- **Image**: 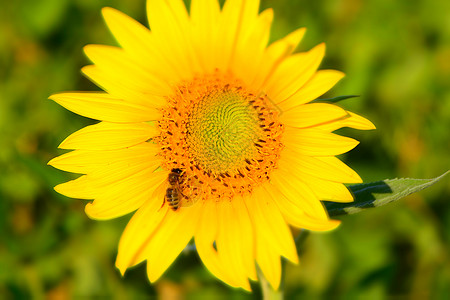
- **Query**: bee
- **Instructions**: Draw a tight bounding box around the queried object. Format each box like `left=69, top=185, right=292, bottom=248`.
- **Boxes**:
left=155, top=168, right=200, bottom=212
left=164, top=168, right=184, bottom=211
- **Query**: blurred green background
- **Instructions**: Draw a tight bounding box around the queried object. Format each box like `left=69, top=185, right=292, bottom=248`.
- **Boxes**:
left=1, top=0, right=449, bottom=298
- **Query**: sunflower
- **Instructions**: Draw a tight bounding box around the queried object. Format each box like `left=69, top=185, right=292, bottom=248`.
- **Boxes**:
left=49, top=0, right=375, bottom=291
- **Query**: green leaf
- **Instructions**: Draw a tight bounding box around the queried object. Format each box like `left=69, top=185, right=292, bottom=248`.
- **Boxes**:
left=312, top=95, right=359, bottom=104
left=324, top=171, right=449, bottom=216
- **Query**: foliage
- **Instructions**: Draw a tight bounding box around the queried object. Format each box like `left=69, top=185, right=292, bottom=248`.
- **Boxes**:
left=325, top=171, right=449, bottom=216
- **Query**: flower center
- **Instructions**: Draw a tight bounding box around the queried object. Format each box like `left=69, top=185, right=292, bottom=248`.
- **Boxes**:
left=186, top=90, right=261, bottom=174
left=155, top=71, right=284, bottom=202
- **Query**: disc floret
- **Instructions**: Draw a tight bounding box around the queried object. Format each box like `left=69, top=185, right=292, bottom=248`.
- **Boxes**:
left=155, top=71, right=284, bottom=202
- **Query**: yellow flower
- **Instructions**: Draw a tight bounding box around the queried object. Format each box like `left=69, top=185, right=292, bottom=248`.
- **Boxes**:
left=49, top=0, right=375, bottom=291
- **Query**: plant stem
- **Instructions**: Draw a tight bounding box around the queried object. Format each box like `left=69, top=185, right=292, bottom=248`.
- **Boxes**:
left=295, top=229, right=310, bottom=256
left=258, top=229, right=310, bottom=299
left=258, top=266, right=283, bottom=300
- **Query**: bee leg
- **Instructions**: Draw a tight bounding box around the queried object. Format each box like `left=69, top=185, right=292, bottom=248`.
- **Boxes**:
left=158, top=198, right=166, bottom=212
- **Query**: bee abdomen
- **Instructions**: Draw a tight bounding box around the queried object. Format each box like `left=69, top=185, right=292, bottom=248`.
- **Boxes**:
left=165, top=188, right=180, bottom=210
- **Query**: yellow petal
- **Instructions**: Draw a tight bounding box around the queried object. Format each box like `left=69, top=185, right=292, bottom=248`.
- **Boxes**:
left=232, top=8, right=273, bottom=86
left=276, top=155, right=354, bottom=203
left=49, top=92, right=161, bottom=123
left=266, top=43, right=326, bottom=102
left=190, top=0, right=221, bottom=72
left=147, top=0, right=189, bottom=35
left=54, top=175, right=94, bottom=200
left=101, top=7, right=180, bottom=83
left=283, top=127, right=360, bottom=156
left=215, top=200, right=253, bottom=291
left=277, top=158, right=353, bottom=202
left=232, top=197, right=258, bottom=281
left=252, top=27, right=306, bottom=89
left=195, top=200, right=252, bottom=289
left=54, top=146, right=162, bottom=202
left=315, top=156, right=362, bottom=183
left=278, top=70, right=345, bottom=111
left=302, top=176, right=354, bottom=202
left=256, top=241, right=282, bottom=291
left=263, top=184, right=340, bottom=231
left=195, top=200, right=233, bottom=285
left=85, top=170, right=168, bottom=220
left=116, top=196, right=169, bottom=274
left=249, top=188, right=298, bottom=264
left=217, top=0, right=260, bottom=71
left=280, top=149, right=362, bottom=183
left=81, top=65, right=166, bottom=108
left=317, top=111, right=376, bottom=132
left=143, top=204, right=202, bottom=282
left=84, top=45, right=172, bottom=98
left=147, top=0, right=200, bottom=78
left=48, top=143, right=159, bottom=174
left=270, top=166, right=329, bottom=220
left=280, top=102, right=349, bottom=128
left=78, top=149, right=161, bottom=193
left=59, top=122, right=157, bottom=150
left=102, top=7, right=151, bottom=51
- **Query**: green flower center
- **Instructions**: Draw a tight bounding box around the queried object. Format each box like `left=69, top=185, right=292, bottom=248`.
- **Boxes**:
left=155, top=72, right=284, bottom=201
left=186, top=90, right=262, bottom=174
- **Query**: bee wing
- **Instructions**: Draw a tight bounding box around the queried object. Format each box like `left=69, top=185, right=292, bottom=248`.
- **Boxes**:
left=179, top=185, right=201, bottom=208
left=179, top=195, right=199, bottom=208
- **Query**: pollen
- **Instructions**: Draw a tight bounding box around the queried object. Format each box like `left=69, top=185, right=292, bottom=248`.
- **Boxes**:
left=155, top=71, right=284, bottom=201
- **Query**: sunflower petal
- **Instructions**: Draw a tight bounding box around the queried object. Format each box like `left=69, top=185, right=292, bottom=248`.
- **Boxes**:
left=232, top=198, right=258, bottom=281
left=264, top=184, right=340, bottom=231
left=190, top=0, right=221, bottom=71
left=280, top=149, right=362, bottom=183
left=283, top=127, right=360, bottom=156
left=278, top=70, right=345, bottom=111
left=318, top=111, right=376, bottom=131
left=115, top=199, right=169, bottom=274
left=101, top=7, right=180, bottom=82
left=85, top=170, right=168, bottom=220
left=102, top=7, right=150, bottom=50
left=195, top=201, right=232, bottom=283
left=277, top=158, right=354, bottom=203
left=217, top=0, right=260, bottom=71
left=256, top=241, right=282, bottom=290
left=85, top=157, right=161, bottom=192
left=215, top=200, right=253, bottom=291
left=270, top=167, right=329, bottom=220
left=49, top=92, right=161, bottom=123
left=233, top=8, right=273, bottom=85
left=48, top=143, right=159, bottom=174
left=82, top=65, right=166, bottom=108
left=276, top=156, right=354, bottom=203
left=249, top=188, right=298, bottom=264
left=280, top=102, right=349, bottom=128
left=84, top=45, right=172, bottom=98
left=54, top=148, right=162, bottom=201
left=266, top=43, right=326, bottom=102
left=252, top=27, right=306, bottom=89
left=54, top=175, right=94, bottom=200
left=303, top=176, right=354, bottom=202
left=58, top=122, right=157, bottom=150
left=143, top=204, right=202, bottom=282
left=147, top=0, right=200, bottom=77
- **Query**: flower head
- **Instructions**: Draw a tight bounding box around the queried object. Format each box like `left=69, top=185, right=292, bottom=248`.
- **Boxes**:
left=49, top=0, right=375, bottom=291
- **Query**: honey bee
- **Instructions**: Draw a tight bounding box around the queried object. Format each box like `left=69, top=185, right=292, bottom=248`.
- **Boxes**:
left=157, top=168, right=199, bottom=211
left=164, top=168, right=184, bottom=211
